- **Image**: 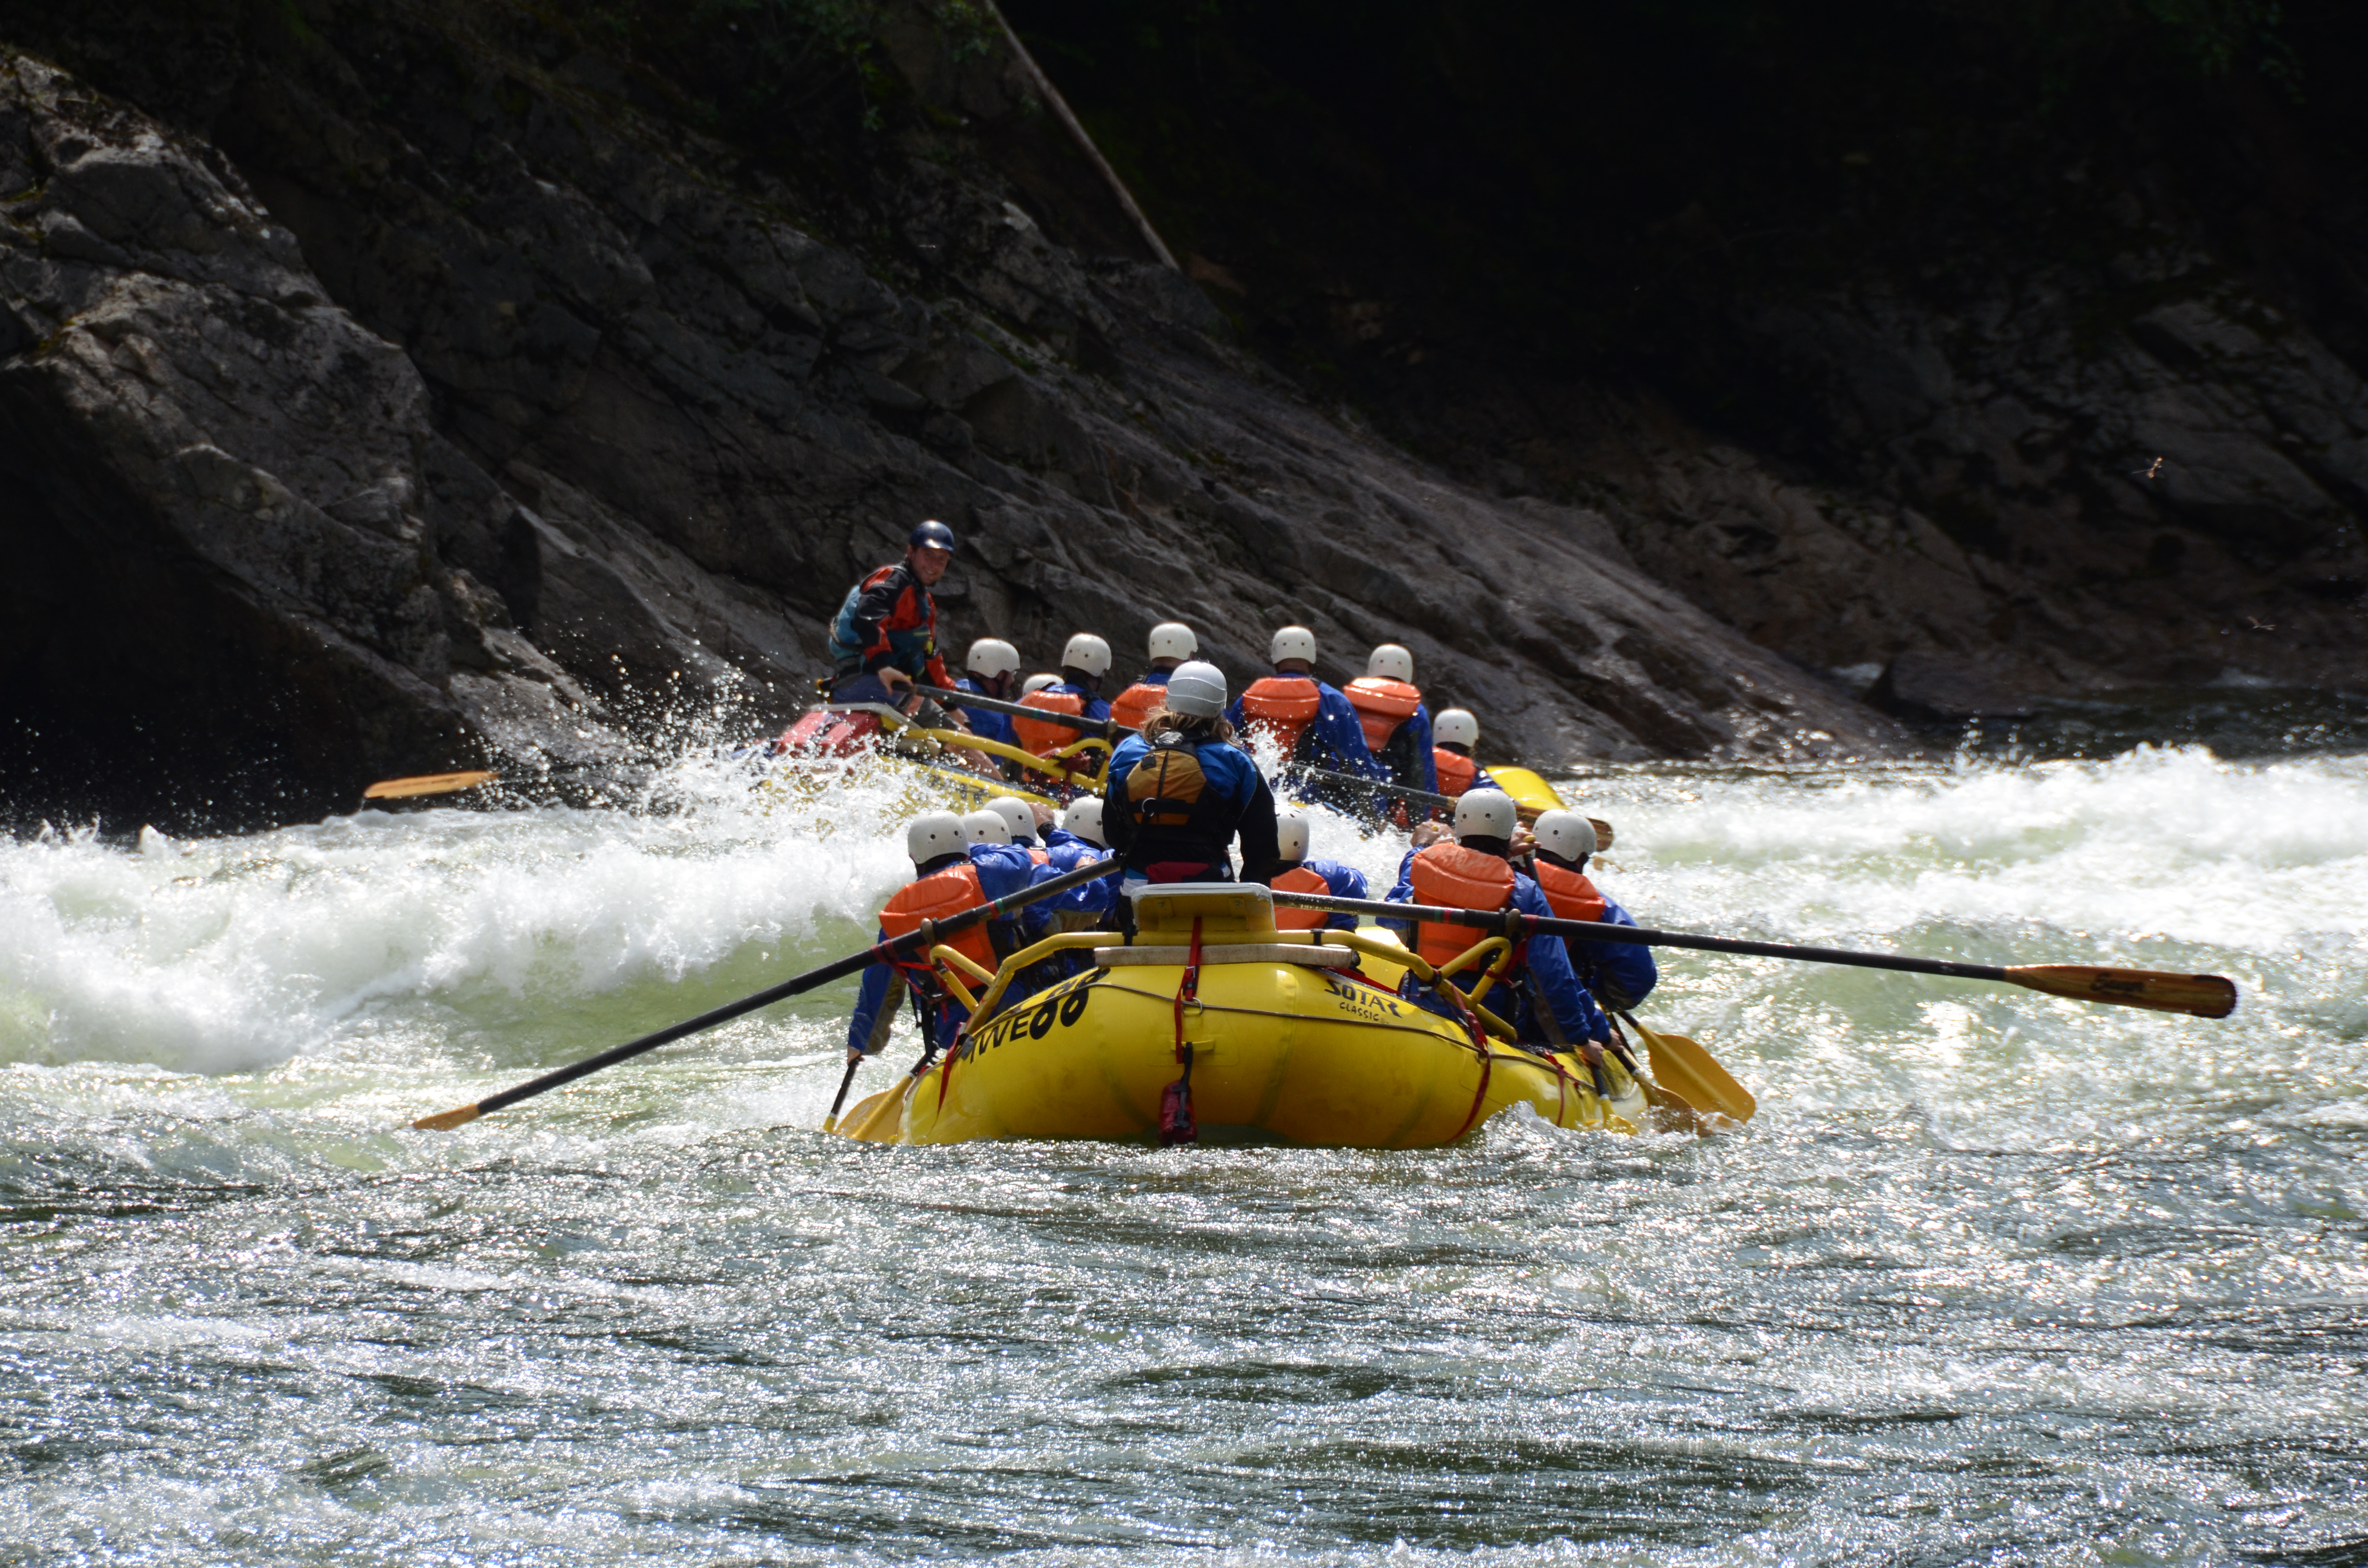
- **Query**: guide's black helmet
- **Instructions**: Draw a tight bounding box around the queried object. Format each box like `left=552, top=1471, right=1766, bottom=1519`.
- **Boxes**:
left=908, top=519, right=957, bottom=553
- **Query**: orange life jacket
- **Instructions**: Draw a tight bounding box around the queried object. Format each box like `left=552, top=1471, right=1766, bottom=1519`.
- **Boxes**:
left=1024, top=846, right=1051, bottom=867
left=1531, top=859, right=1605, bottom=923
left=1108, top=681, right=1167, bottom=735
left=1238, top=676, right=1322, bottom=755
left=1433, top=748, right=1478, bottom=798
left=878, top=860, right=997, bottom=974
left=1407, top=843, right=1516, bottom=968
left=1271, top=863, right=1331, bottom=931
left=1014, top=688, right=1087, bottom=757
left=1344, top=676, right=1422, bottom=754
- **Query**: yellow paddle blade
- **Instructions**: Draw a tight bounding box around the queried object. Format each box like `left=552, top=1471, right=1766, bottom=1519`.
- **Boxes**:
left=1628, top=1017, right=1757, bottom=1123
left=838, top=1079, right=919, bottom=1142
left=364, top=770, right=499, bottom=800
left=1486, top=766, right=1563, bottom=819
left=1479, top=766, right=1614, bottom=847
left=2006, top=965, right=2238, bottom=1019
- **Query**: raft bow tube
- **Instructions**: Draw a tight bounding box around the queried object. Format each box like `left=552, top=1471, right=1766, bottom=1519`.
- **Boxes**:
left=834, top=883, right=1647, bottom=1148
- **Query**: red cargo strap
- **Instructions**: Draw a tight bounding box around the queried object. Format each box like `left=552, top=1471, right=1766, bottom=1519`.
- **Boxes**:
left=1159, top=918, right=1203, bottom=1145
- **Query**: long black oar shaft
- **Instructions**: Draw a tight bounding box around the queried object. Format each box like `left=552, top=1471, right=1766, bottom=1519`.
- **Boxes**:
left=411, top=858, right=1117, bottom=1130
left=1268, top=892, right=2239, bottom=1019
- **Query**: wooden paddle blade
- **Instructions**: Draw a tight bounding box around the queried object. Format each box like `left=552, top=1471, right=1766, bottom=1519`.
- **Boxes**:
left=1588, top=817, right=1615, bottom=851
left=2006, top=965, right=2238, bottom=1018
left=1629, top=1017, right=1757, bottom=1123
left=412, top=1103, right=483, bottom=1131
left=364, top=770, right=500, bottom=800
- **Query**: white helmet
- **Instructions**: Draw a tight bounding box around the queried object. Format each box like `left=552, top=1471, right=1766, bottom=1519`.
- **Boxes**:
left=1367, top=644, right=1414, bottom=683
left=1164, top=660, right=1228, bottom=719
left=1147, top=621, right=1198, bottom=662
left=1021, top=673, right=1060, bottom=696
left=1274, top=811, right=1310, bottom=863
left=1061, top=795, right=1107, bottom=846
left=1061, top=633, right=1112, bottom=678
left=1434, top=708, right=1478, bottom=748
left=960, top=808, right=1012, bottom=845
left=967, top=637, right=1021, bottom=678
left=985, top=796, right=1036, bottom=844
left=1532, top=809, right=1598, bottom=863
left=1270, top=625, right=1318, bottom=665
left=906, top=810, right=968, bottom=863
left=1452, top=789, right=1518, bottom=842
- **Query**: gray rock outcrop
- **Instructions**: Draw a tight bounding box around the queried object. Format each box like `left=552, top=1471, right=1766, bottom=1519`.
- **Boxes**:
left=0, top=1, right=1898, bottom=829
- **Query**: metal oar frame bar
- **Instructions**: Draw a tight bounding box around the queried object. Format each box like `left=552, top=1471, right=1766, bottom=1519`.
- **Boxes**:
left=411, top=856, right=1119, bottom=1129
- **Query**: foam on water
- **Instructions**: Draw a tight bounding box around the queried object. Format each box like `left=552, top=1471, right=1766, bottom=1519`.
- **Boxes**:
left=1, top=744, right=2363, bottom=1566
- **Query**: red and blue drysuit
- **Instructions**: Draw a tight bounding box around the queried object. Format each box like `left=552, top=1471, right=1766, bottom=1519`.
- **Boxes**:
left=845, top=841, right=1034, bottom=1057
left=829, top=563, right=953, bottom=690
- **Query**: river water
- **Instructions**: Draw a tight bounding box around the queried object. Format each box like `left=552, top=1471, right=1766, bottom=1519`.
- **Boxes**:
left=1, top=745, right=2362, bottom=1565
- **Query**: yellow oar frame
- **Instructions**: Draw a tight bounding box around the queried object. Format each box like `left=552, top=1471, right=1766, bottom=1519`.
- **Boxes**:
left=900, top=726, right=1104, bottom=794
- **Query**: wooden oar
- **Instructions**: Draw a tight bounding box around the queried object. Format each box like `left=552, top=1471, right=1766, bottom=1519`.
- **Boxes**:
left=362, top=770, right=501, bottom=800
left=916, top=684, right=1612, bottom=842
left=1619, top=1011, right=1755, bottom=1123
left=1265, top=891, right=2240, bottom=1019
left=361, top=763, right=652, bottom=801
left=407, top=857, right=1116, bottom=1131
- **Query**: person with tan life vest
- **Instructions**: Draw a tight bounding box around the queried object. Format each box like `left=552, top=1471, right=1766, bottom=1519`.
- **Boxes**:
left=1343, top=643, right=1438, bottom=795
left=826, top=520, right=967, bottom=726
left=1107, top=621, right=1199, bottom=734
left=1226, top=626, right=1387, bottom=804
left=1381, top=789, right=1613, bottom=1055
left=1105, top=660, right=1282, bottom=887
left=844, top=809, right=1037, bottom=1063
left=1524, top=809, right=1657, bottom=1011
left=1429, top=708, right=1504, bottom=804
left=1269, top=811, right=1369, bottom=932
left=1013, top=633, right=1115, bottom=758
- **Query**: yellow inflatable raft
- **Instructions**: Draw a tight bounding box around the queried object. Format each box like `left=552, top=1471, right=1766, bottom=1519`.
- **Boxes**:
left=832, top=882, right=1649, bottom=1147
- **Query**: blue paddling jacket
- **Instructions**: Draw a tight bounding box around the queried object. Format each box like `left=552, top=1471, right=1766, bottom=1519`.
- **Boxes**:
left=1105, top=729, right=1281, bottom=883
left=1226, top=674, right=1387, bottom=782
left=953, top=677, right=1020, bottom=748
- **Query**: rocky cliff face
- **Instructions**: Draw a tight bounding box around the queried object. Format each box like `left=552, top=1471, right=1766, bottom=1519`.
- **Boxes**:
left=1005, top=0, right=2368, bottom=723
left=0, top=0, right=1899, bottom=831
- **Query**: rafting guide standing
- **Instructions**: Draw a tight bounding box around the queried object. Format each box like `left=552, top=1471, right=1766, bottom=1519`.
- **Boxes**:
left=826, top=520, right=968, bottom=728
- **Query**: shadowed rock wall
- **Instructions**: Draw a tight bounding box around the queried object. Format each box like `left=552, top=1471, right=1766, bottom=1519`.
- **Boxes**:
left=0, top=0, right=1899, bottom=830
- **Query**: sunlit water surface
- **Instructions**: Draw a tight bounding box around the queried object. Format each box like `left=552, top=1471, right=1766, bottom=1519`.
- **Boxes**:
left=2, top=747, right=2363, bottom=1565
